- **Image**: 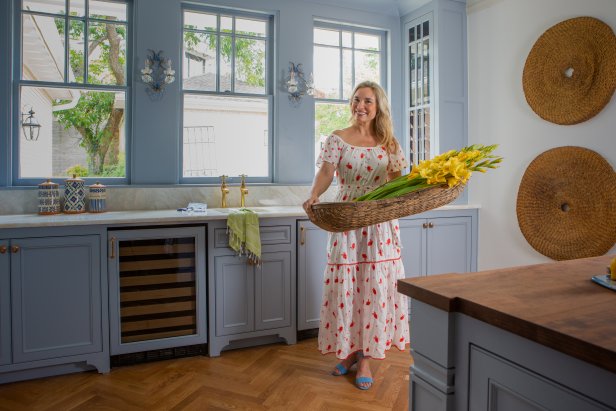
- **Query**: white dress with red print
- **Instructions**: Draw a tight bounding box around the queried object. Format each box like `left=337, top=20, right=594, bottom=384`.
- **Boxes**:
left=317, top=134, right=410, bottom=360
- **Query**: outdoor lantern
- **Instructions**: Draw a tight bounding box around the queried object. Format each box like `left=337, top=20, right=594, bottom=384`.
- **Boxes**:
left=21, top=106, right=41, bottom=141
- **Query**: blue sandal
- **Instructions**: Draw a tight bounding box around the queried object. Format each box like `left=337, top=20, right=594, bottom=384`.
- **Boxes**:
left=355, top=376, right=374, bottom=390
left=332, top=362, right=350, bottom=376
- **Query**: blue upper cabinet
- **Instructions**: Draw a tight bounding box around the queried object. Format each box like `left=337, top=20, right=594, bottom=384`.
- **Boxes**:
left=402, top=0, right=468, bottom=200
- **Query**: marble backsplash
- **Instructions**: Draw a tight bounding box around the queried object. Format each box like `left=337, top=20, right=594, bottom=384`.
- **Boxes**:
left=0, top=185, right=337, bottom=215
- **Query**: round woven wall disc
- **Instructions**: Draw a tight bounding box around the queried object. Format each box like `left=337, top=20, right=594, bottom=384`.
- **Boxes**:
left=516, top=146, right=616, bottom=261
left=522, top=17, right=616, bottom=125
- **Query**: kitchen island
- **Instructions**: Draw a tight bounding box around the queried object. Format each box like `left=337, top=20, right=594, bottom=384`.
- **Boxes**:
left=398, top=254, right=616, bottom=411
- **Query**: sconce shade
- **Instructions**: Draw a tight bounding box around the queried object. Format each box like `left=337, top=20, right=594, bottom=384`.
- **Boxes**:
left=141, top=49, right=176, bottom=99
left=286, top=62, right=314, bottom=103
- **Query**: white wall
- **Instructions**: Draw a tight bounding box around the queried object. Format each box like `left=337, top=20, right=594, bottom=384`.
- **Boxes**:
left=467, top=0, right=616, bottom=270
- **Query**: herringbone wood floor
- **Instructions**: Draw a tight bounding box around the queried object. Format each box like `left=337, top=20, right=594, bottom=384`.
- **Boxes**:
left=0, top=338, right=412, bottom=410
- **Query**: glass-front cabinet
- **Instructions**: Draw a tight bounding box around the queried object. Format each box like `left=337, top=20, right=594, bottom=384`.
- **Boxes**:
left=406, top=14, right=432, bottom=166
left=108, top=226, right=207, bottom=355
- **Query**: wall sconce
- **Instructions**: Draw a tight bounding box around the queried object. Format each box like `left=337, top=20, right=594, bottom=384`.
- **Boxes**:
left=286, top=62, right=314, bottom=103
left=21, top=105, right=41, bottom=141
left=141, top=49, right=175, bottom=99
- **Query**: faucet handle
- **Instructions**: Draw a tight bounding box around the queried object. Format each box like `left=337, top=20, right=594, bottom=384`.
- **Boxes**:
left=220, top=175, right=228, bottom=185
left=239, top=174, right=247, bottom=187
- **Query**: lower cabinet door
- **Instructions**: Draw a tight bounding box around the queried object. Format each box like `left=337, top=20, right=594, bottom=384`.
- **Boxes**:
left=0, top=239, right=10, bottom=366
left=215, top=255, right=254, bottom=336
left=297, top=221, right=328, bottom=331
left=11, top=235, right=102, bottom=363
left=426, top=216, right=472, bottom=275
left=399, top=218, right=426, bottom=279
left=255, top=251, right=291, bottom=331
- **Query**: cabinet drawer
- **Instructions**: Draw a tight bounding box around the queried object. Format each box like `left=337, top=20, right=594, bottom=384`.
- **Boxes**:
left=214, top=225, right=291, bottom=248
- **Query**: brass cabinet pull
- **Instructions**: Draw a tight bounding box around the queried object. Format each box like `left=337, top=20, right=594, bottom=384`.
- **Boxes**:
left=10, top=245, right=20, bottom=253
left=300, top=225, right=306, bottom=246
left=109, top=237, right=116, bottom=259
left=428, top=222, right=434, bottom=228
left=0, top=245, right=7, bottom=254
left=422, top=223, right=428, bottom=229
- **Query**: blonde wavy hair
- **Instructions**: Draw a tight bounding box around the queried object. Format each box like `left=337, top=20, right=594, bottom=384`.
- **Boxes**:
left=350, top=80, right=398, bottom=153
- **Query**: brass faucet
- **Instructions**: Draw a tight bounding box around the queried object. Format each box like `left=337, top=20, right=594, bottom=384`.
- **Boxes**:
left=220, top=175, right=229, bottom=208
left=239, top=174, right=248, bottom=207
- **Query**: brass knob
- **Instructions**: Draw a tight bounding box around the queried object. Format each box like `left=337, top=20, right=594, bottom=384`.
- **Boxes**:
left=11, top=245, right=20, bottom=253
left=422, top=223, right=428, bottom=229
left=428, top=222, right=434, bottom=228
left=0, top=245, right=6, bottom=254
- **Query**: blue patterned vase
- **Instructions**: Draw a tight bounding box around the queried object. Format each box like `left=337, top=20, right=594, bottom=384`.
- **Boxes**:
left=38, top=179, right=61, bottom=215
left=63, top=175, right=86, bottom=214
left=88, top=182, right=107, bottom=213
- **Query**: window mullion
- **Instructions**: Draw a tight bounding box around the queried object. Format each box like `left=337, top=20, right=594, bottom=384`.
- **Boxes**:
left=84, top=0, right=90, bottom=84
left=215, top=14, right=220, bottom=92
left=231, top=17, right=235, bottom=93
left=338, top=30, right=343, bottom=100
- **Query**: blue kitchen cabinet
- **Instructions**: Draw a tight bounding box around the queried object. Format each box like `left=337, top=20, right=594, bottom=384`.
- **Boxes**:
left=0, top=240, right=9, bottom=366
left=208, top=219, right=296, bottom=356
left=0, top=226, right=108, bottom=383
left=297, top=209, right=478, bottom=326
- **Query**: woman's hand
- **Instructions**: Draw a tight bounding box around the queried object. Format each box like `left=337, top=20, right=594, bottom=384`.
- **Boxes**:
left=303, top=196, right=319, bottom=216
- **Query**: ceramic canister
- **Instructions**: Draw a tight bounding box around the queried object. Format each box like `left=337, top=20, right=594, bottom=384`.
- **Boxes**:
left=63, top=174, right=86, bottom=214
left=88, top=182, right=107, bottom=213
left=37, top=179, right=61, bottom=215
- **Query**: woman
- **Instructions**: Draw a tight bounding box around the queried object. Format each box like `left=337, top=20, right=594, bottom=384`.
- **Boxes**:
left=303, top=81, right=409, bottom=390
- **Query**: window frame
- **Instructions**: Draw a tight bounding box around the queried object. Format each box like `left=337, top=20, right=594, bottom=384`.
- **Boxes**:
left=313, top=20, right=388, bottom=105
left=180, top=5, right=275, bottom=185
left=312, top=20, right=389, bottom=173
left=12, top=0, right=132, bottom=186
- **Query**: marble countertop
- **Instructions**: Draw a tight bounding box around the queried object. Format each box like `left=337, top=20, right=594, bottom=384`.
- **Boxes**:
left=0, top=204, right=479, bottom=229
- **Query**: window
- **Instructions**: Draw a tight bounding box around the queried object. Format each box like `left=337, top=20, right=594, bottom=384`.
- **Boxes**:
left=182, top=8, right=273, bottom=182
left=407, top=17, right=431, bottom=166
left=313, top=22, right=386, bottom=170
left=16, top=0, right=130, bottom=183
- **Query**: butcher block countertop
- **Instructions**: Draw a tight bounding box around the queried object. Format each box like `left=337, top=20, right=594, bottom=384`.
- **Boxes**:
left=398, top=254, right=616, bottom=374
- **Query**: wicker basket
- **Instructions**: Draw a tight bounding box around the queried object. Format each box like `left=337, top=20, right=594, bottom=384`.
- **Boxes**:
left=308, top=183, right=465, bottom=232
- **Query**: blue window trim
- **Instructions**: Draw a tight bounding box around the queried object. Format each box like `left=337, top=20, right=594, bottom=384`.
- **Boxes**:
left=11, top=0, right=132, bottom=187
left=179, top=4, right=275, bottom=185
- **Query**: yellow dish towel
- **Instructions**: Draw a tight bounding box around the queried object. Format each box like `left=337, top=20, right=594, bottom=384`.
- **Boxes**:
left=227, top=208, right=261, bottom=265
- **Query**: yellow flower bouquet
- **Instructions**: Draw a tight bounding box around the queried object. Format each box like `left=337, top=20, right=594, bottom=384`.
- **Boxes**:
left=355, top=144, right=503, bottom=201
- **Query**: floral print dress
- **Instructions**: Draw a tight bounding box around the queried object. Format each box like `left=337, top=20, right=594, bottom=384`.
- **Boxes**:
left=317, top=134, right=410, bottom=359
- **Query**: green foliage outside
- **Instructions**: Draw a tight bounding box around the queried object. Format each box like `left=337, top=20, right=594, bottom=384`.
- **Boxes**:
left=65, top=164, right=89, bottom=177
left=53, top=13, right=126, bottom=177
left=315, top=103, right=350, bottom=139
left=183, top=29, right=265, bottom=87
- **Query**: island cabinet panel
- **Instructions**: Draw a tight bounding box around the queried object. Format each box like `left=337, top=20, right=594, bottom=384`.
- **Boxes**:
left=108, top=226, right=207, bottom=355
left=469, top=345, right=610, bottom=411
left=11, top=235, right=102, bottom=363
left=0, top=240, right=10, bottom=366
left=296, top=221, right=328, bottom=331
left=208, top=219, right=296, bottom=357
